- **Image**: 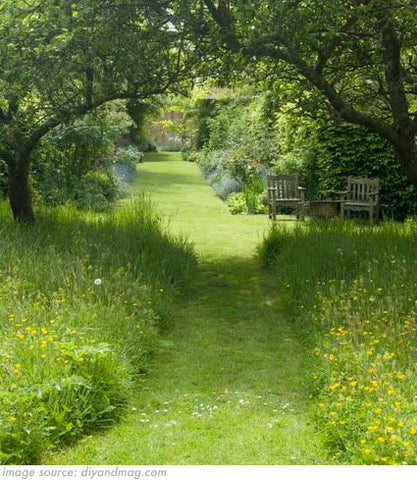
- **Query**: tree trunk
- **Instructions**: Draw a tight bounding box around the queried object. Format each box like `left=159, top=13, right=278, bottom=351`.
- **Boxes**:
left=8, top=153, right=35, bottom=223
left=393, top=136, right=417, bottom=187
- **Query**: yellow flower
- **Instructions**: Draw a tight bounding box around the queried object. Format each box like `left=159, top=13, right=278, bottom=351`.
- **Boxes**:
left=40, top=354, right=47, bottom=359
left=9, top=417, right=16, bottom=424
left=41, top=328, right=48, bottom=335
left=335, top=402, right=343, bottom=408
left=380, top=457, right=388, bottom=463
left=377, top=437, right=385, bottom=443
left=329, top=355, right=335, bottom=361
left=397, top=422, right=405, bottom=427
left=364, top=449, right=371, bottom=455
left=409, top=428, right=417, bottom=435
left=349, top=381, right=357, bottom=387
left=367, top=425, right=378, bottom=431
left=396, top=373, right=405, bottom=380
left=374, top=408, right=382, bottom=414
left=387, top=418, right=396, bottom=423
left=318, top=403, right=325, bottom=408
left=395, top=402, right=402, bottom=408
left=17, top=333, right=25, bottom=340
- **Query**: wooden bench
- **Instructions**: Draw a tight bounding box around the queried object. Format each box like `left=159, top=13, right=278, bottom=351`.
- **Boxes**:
left=267, top=174, right=305, bottom=221
left=338, top=177, right=380, bottom=224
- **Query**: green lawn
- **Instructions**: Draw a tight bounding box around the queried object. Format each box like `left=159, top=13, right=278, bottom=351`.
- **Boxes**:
left=47, top=152, right=327, bottom=465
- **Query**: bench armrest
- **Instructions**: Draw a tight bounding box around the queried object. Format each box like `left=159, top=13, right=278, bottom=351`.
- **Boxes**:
left=337, top=190, right=348, bottom=201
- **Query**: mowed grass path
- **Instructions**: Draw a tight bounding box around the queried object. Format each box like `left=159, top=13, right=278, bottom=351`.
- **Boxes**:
left=48, top=152, right=327, bottom=464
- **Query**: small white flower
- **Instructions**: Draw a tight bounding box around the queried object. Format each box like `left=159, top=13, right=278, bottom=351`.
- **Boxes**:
left=94, top=278, right=102, bottom=286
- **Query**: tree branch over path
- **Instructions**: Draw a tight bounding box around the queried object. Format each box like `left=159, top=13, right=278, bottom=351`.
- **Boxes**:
left=198, top=0, right=417, bottom=184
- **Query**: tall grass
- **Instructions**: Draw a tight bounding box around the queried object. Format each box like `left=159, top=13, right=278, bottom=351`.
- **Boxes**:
left=0, top=198, right=196, bottom=464
left=259, top=220, right=417, bottom=464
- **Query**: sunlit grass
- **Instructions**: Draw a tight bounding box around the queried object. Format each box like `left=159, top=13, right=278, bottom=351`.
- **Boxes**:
left=0, top=198, right=196, bottom=464
left=259, top=219, right=417, bottom=464
left=46, top=152, right=327, bottom=465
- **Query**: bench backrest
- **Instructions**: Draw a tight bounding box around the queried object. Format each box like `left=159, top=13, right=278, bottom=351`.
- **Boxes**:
left=267, top=174, right=300, bottom=199
left=347, top=177, right=380, bottom=203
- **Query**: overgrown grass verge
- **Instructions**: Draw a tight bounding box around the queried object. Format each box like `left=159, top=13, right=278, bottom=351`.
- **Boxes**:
left=258, top=220, right=417, bottom=464
left=0, top=198, right=196, bottom=464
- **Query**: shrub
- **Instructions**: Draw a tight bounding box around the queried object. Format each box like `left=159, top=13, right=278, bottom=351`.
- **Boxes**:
left=228, top=181, right=266, bottom=214
left=110, top=146, right=144, bottom=183
left=211, top=176, right=242, bottom=200
left=74, top=170, right=121, bottom=212
left=181, top=150, right=201, bottom=163
left=32, top=105, right=137, bottom=209
left=194, top=92, right=279, bottom=205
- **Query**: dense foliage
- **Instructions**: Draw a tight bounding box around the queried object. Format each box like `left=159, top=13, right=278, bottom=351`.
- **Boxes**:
left=0, top=0, right=198, bottom=221
left=259, top=221, right=417, bottom=464
left=31, top=105, right=143, bottom=212
left=273, top=113, right=417, bottom=220
left=189, top=89, right=417, bottom=219
left=0, top=200, right=196, bottom=464
left=182, top=0, right=417, bottom=189
left=191, top=92, right=276, bottom=214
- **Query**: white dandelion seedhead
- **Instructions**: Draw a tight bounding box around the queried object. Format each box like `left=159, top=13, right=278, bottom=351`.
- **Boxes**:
left=94, top=278, right=102, bottom=286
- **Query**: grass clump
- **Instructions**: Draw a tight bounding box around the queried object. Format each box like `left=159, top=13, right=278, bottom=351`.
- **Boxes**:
left=259, top=220, right=417, bottom=464
left=0, top=198, right=196, bottom=464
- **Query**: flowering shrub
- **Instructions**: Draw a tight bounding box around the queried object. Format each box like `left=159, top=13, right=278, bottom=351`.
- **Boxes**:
left=259, top=221, right=417, bottom=464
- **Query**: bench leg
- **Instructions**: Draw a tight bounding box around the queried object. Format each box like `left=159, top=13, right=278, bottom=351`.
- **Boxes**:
left=269, top=191, right=277, bottom=221
left=369, top=206, right=374, bottom=225
left=298, top=203, right=305, bottom=221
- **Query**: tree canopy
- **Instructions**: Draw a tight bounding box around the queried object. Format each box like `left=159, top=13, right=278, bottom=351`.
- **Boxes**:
left=0, top=0, right=199, bottom=221
left=181, top=0, right=417, bottom=186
